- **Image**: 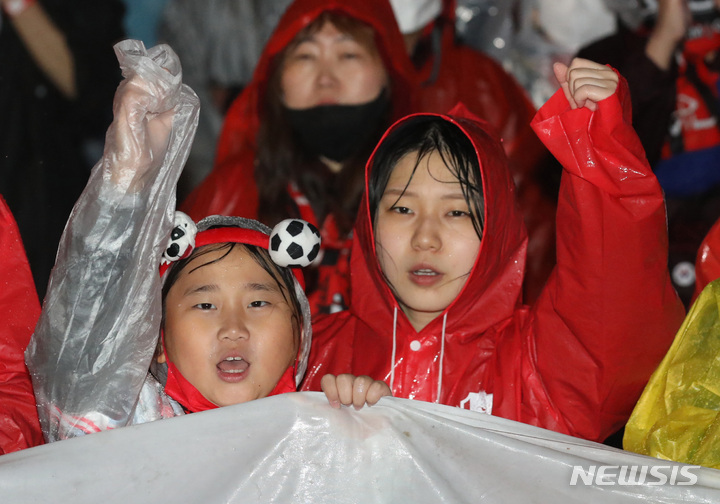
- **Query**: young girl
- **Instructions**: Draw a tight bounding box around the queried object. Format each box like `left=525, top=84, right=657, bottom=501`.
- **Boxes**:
left=25, top=40, right=384, bottom=442
left=306, top=58, right=687, bottom=443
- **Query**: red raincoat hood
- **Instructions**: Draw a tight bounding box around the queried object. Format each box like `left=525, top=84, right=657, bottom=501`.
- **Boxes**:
left=350, top=103, right=528, bottom=339
left=213, top=0, right=416, bottom=172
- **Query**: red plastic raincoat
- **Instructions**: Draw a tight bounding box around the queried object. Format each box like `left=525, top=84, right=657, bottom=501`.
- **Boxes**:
left=0, top=195, right=42, bottom=454
left=302, top=76, right=686, bottom=443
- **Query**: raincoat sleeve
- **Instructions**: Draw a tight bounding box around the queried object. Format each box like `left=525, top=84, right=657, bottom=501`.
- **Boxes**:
left=0, top=196, right=43, bottom=454
left=527, top=72, right=686, bottom=442
left=24, top=40, right=199, bottom=442
left=623, top=278, right=720, bottom=469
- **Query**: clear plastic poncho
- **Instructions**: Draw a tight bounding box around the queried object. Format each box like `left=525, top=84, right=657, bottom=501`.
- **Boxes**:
left=25, top=39, right=200, bottom=442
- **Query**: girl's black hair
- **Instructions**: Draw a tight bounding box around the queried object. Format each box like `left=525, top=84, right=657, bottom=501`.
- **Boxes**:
left=161, top=241, right=303, bottom=339
left=368, top=116, right=484, bottom=239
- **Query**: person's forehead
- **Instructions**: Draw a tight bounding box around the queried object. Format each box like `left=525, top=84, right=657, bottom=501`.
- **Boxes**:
left=390, top=151, right=460, bottom=185
left=178, top=247, right=272, bottom=283
left=294, top=21, right=360, bottom=45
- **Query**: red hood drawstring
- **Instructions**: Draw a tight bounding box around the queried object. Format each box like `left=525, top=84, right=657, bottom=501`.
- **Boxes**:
left=388, top=306, right=447, bottom=403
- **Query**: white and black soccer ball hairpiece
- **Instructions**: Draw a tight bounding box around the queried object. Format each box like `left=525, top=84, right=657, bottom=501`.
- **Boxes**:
left=161, top=212, right=197, bottom=265
left=269, top=219, right=321, bottom=267
left=161, top=213, right=321, bottom=270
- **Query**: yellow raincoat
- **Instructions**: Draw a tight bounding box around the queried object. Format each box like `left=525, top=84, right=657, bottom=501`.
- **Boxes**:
left=624, top=277, right=720, bottom=469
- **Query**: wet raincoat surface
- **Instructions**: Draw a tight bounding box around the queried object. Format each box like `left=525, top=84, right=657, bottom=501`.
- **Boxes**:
left=0, top=196, right=42, bottom=454
left=181, top=0, right=416, bottom=315
left=302, top=75, right=686, bottom=443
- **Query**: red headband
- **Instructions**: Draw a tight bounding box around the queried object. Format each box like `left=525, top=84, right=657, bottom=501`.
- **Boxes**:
left=160, top=225, right=306, bottom=289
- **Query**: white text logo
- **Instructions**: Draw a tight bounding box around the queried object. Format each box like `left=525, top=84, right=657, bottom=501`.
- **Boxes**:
left=569, top=465, right=699, bottom=486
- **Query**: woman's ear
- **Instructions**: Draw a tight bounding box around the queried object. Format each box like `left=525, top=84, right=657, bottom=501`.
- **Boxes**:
left=156, top=329, right=167, bottom=364
left=293, top=324, right=304, bottom=365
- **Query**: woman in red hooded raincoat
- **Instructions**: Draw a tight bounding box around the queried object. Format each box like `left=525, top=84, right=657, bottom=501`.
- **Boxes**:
left=302, top=59, right=686, bottom=444
left=182, top=0, right=416, bottom=316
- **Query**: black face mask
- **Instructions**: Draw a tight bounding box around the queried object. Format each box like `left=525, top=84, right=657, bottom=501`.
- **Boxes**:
left=285, top=90, right=389, bottom=163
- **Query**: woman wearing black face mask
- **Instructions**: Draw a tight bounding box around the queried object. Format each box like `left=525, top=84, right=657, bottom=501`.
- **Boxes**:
left=183, top=0, right=415, bottom=316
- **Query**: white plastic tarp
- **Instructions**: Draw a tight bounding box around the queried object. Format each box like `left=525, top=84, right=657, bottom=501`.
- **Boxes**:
left=1, top=393, right=719, bottom=503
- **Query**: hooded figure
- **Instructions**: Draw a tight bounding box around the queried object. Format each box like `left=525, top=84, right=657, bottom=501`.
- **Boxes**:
left=302, top=72, right=686, bottom=443
left=182, top=0, right=417, bottom=316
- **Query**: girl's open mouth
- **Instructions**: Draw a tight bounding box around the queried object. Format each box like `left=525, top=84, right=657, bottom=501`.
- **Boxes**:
left=217, top=356, right=250, bottom=382
left=409, top=267, right=443, bottom=286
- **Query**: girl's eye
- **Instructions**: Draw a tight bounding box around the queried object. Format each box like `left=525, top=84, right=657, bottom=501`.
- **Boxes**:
left=249, top=300, right=270, bottom=308
left=195, top=303, right=216, bottom=310
left=340, top=52, right=360, bottom=60
left=289, top=46, right=315, bottom=61
left=449, top=210, right=471, bottom=218
left=391, top=206, right=412, bottom=215
left=293, top=52, right=314, bottom=61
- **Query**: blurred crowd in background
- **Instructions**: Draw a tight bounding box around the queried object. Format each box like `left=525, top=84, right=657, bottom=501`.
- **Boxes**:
left=3, top=0, right=720, bottom=306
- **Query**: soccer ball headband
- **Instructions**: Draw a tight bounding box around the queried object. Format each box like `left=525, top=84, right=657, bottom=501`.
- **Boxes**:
left=159, top=212, right=322, bottom=287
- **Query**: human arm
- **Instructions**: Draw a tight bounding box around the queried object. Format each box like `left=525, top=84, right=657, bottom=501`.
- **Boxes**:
left=576, top=2, right=683, bottom=167
left=2, top=0, right=126, bottom=117
left=645, top=0, right=691, bottom=71
left=526, top=58, right=686, bottom=442
left=321, top=374, right=391, bottom=409
left=2, top=0, right=76, bottom=98
left=24, top=40, right=199, bottom=442
left=552, top=58, right=618, bottom=111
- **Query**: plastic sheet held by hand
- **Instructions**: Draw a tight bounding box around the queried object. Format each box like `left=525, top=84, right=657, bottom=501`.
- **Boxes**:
left=1, top=394, right=719, bottom=503
left=625, top=278, right=720, bottom=469
left=24, top=40, right=199, bottom=442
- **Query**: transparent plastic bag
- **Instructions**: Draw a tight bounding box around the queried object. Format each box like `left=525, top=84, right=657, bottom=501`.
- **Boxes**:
left=25, top=40, right=199, bottom=442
